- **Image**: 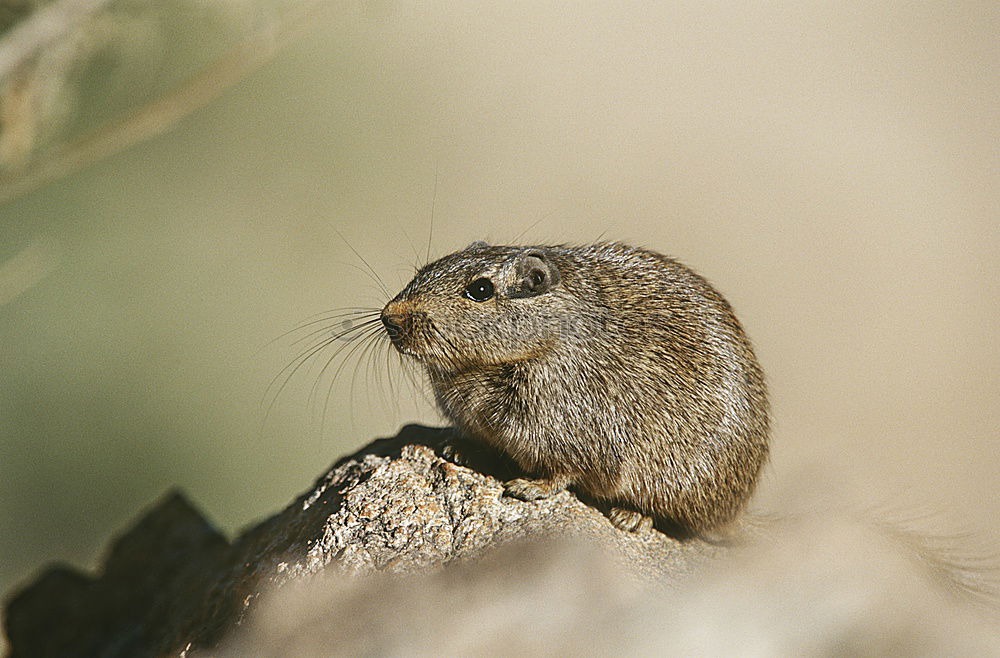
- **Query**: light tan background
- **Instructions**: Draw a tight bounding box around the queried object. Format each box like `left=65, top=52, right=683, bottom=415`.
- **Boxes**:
left=1, top=0, right=996, bottom=607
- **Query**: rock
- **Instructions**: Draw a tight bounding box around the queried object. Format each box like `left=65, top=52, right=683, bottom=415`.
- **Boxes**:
left=214, top=518, right=1000, bottom=657
left=3, top=424, right=722, bottom=656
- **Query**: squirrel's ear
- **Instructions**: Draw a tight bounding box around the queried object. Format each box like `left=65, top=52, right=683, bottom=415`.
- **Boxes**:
left=466, top=240, right=489, bottom=250
left=513, top=249, right=560, bottom=297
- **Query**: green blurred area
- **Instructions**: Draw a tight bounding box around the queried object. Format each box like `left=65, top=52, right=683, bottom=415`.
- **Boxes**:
left=0, top=0, right=439, bottom=600
left=1, top=0, right=997, bottom=627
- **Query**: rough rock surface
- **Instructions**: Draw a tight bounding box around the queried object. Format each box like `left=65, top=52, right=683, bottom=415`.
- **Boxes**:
left=3, top=424, right=723, bottom=656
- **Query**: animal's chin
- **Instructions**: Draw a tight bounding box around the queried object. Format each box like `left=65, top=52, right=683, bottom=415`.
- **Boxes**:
left=410, top=353, right=454, bottom=369
left=391, top=341, right=502, bottom=371
left=389, top=342, right=435, bottom=365
left=384, top=332, right=420, bottom=359
left=413, top=351, right=473, bottom=372
left=390, top=343, right=420, bottom=359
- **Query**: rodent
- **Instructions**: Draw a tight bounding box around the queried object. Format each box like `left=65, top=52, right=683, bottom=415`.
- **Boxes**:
left=380, top=241, right=770, bottom=535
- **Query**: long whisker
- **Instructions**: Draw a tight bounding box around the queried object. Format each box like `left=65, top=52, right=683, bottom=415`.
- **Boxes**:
left=307, top=323, right=382, bottom=413
left=298, top=307, right=380, bottom=323
left=398, top=224, right=426, bottom=271
left=292, top=315, right=381, bottom=348
left=261, top=335, right=336, bottom=427
left=318, top=326, right=385, bottom=434
left=315, top=325, right=383, bottom=436
left=257, top=308, right=380, bottom=353
left=512, top=207, right=560, bottom=243
left=262, top=319, right=380, bottom=416
left=333, top=229, right=391, bottom=299
left=340, top=331, right=375, bottom=428
left=360, top=330, right=391, bottom=418
left=382, top=340, right=398, bottom=416
left=399, top=352, right=437, bottom=413
left=426, top=164, right=439, bottom=263
left=335, top=262, right=393, bottom=299
left=348, top=328, right=385, bottom=423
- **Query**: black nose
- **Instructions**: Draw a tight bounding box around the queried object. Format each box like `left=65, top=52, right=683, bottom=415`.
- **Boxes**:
left=381, top=313, right=406, bottom=346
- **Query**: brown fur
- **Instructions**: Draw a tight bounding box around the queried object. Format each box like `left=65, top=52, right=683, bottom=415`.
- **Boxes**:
left=381, top=242, right=770, bottom=534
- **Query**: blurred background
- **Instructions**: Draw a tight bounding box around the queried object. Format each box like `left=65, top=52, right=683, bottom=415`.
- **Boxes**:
left=1, top=0, right=996, bottom=623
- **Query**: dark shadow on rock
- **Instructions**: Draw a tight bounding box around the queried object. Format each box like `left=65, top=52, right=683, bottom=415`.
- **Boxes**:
left=354, top=423, right=522, bottom=483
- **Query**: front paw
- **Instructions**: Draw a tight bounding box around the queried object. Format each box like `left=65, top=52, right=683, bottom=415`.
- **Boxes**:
left=440, top=441, right=467, bottom=465
left=504, top=477, right=568, bottom=501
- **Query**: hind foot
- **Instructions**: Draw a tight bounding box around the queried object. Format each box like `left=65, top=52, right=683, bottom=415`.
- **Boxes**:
left=608, top=507, right=654, bottom=533
left=504, top=476, right=569, bottom=501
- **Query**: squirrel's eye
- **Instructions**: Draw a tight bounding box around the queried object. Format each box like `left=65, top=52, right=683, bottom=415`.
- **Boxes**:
left=464, top=277, right=495, bottom=302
